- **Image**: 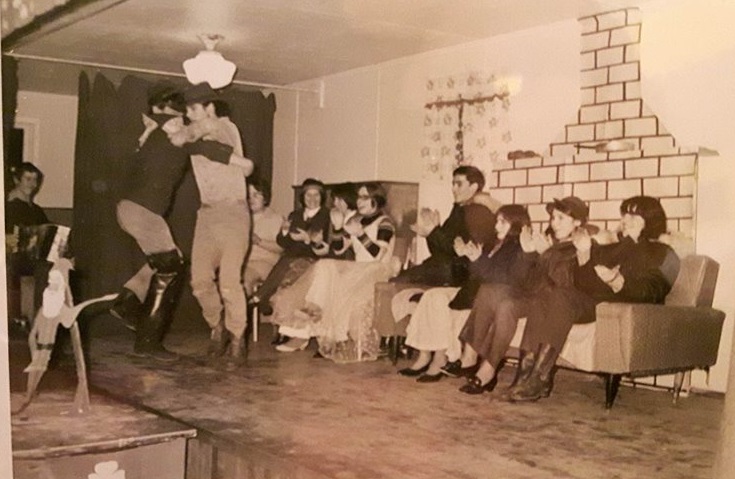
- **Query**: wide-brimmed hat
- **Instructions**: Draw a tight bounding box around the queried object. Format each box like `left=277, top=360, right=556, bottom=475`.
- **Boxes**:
left=147, top=81, right=183, bottom=110
left=184, top=82, right=219, bottom=105
left=546, top=196, right=589, bottom=222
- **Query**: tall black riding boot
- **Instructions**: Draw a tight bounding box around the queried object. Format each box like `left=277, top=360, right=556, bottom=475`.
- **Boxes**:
left=508, top=343, right=558, bottom=402
left=110, top=287, right=142, bottom=331
left=133, top=251, right=186, bottom=362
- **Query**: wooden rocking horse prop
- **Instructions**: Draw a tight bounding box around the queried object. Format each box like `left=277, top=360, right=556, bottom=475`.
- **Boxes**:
left=13, top=257, right=115, bottom=415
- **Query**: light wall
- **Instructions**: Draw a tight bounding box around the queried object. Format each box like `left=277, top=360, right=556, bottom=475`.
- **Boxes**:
left=273, top=1, right=735, bottom=392
left=15, top=91, right=77, bottom=208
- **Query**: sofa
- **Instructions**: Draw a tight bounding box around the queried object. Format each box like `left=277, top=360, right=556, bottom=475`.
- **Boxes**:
left=374, top=253, right=726, bottom=408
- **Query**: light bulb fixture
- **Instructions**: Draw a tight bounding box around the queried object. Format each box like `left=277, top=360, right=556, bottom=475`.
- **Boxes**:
left=182, top=34, right=237, bottom=89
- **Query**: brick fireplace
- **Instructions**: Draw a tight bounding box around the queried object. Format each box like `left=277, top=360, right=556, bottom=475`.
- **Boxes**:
left=489, top=8, right=696, bottom=237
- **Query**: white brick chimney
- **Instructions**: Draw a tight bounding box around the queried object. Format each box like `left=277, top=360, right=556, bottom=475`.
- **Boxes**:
left=493, top=8, right=697, bottom=236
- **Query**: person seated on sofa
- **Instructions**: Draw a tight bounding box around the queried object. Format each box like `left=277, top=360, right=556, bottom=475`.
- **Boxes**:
left=251, top=178, right=331, bottom=328
left=507, top=195, right=680, bottom=402
left=456, top=196, right=593, bottom=394
left=398, top=204, right=533, bottom=383
left=281, top=183, right=396, bottom=361
left=243, top=178, right=284, bottom=297
left=268, top=182, right=358, bottom=350
left=391, top=165, right=496, bottom=287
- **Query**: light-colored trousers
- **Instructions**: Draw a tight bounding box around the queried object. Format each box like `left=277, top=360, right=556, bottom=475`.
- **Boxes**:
left=404, top=287, right=471, bottom=362
left=191, top=203, right=250, bottom=338
left=116, top=199, right=179, bottom=302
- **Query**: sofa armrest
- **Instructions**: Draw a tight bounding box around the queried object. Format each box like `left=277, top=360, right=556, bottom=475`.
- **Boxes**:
left=593, top=302, right=726, bottom=375
left=373, top=282, right=433, bottom=337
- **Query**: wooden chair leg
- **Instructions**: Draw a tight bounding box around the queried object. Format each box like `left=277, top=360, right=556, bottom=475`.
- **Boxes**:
left=605, top=374, right=622, bottom=410
left=673, top=371, right=687, bottom=405
left=252, top=303, right=259, bottom=343
left=390, top=336, right=400, bottom=365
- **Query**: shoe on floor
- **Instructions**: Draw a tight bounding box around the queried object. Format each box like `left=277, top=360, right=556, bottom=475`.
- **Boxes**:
left=397, top=364, right=429, bottom=377
left=441, top=360, right=478, bottom=378
left=131, top=344, right=179, bottom=362
left=416, top=372, right=443, bottom=383
left=275, top=337, right=309, bottom=352
left=271, top=334, right=291, bottom=346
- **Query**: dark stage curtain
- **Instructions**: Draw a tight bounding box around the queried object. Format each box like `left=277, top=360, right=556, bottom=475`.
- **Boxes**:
left=72, top=72, right=276, bottom=329
left=2, top=56, right=19, bottom=191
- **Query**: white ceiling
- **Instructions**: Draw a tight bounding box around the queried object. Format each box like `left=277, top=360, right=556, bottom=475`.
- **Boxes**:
left=5, top=0, right=655, bottom=87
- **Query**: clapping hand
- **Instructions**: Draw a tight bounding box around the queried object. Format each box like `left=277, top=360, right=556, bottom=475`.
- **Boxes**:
left=572, top=227, right=592, bottom=265
left=411, top=208, right=441, bottom=237
left=464, top=241, right=483, bottom=262
left=572, top=227, right=592, bottom=253
left=330, top=208, right=345, bottom=231
left=280, top=218, right=292, bottom=235
left=594, top=264, right=620, bottom=283
left=344, top=216, right=363, bottom=237
left=453, top=236, right=468, bottom=256
left=520, top=226, right=550, bottom=254
left=290, top=228, right=310, bottom=243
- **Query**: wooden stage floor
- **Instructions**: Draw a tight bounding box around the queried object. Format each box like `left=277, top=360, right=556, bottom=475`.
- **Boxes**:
left=11, top=325, right=724, bottom=479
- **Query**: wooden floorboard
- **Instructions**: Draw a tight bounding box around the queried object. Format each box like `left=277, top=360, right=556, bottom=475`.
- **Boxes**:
left=11, top=325, right=723, bottom=479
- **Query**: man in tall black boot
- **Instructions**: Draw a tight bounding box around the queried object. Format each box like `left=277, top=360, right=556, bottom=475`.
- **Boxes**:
left=111, top=81, right=241, bottom=361
left=132, top=250, right=186, bottom=361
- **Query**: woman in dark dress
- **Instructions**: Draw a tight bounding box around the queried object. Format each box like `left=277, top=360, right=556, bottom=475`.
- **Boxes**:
left=398, top=204, right=530, bottom=382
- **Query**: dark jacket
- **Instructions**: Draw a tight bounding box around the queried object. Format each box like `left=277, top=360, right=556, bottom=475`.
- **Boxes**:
left=519, top=239, right=579, bottom=295
left=392, top=203, right=471, bottom=286
left=276, top=207, right=331, bottom=258
left=575, top=236, right=680, bottom=304
left=5, top=198, right=49, bottom=234
left=123, top=126, right=190, bottom=216
left=449, top=237, right=528, bottom=309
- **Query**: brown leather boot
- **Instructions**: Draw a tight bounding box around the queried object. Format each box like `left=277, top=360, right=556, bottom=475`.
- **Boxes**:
left=508, top=350, right=535, bottom=389
left=508, top=343, right=558, bottom=402
left=207, top=322, right=229, bottom=358
left=225, top=333, right=246, bottom=368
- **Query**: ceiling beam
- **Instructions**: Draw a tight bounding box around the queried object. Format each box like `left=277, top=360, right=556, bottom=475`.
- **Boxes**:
left=2, top=0, right=132, bottom=51
left=4, top=52, right=322, bottom=95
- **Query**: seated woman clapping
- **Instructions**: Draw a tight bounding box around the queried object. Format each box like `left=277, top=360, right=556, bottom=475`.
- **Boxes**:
left=507, top=195, right=679, bottom=402
left=457, top=197, right=591, bottom=395
left=398, top=204, right=531, bottom=383
left=269, top=183, right=358, bottom=351
left=289, top=183, right=396, bottom=362
left=251, top=178, right=330, bottom=325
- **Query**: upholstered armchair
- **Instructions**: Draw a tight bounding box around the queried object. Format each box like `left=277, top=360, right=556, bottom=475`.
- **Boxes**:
left=583, top=254, right=725, bottom=408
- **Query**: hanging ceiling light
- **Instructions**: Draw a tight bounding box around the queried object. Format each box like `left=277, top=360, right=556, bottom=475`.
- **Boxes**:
left=182, top=34, right=237, bottom=89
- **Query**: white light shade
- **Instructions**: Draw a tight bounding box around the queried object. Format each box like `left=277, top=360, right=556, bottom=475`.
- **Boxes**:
left=183, top=50, right=237, bottom=89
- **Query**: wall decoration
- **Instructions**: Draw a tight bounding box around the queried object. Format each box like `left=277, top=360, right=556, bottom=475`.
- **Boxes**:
left=422, top=71, right=513, bottom=180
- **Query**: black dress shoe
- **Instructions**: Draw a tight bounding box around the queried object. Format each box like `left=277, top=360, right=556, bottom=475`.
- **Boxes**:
left=440, top=360, right=478, bottom=378
left=459, top=375, right=498, bottom=395
left=271, top=334, right=290, bottom=346
left=398, top=364, right=429, bottom=377
left=416, top=372, right=443, bottom=383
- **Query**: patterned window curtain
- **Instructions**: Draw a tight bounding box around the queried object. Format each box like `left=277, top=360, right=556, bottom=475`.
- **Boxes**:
left=422, top=72, right=513, bottom=181
left=0, top=0, right=71, bottom=38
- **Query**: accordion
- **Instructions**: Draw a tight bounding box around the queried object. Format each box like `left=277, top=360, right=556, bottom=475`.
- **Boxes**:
left=16, top=224, right=70, bottom=263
